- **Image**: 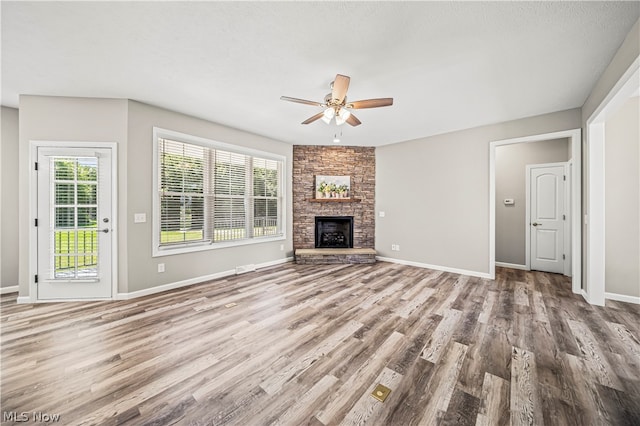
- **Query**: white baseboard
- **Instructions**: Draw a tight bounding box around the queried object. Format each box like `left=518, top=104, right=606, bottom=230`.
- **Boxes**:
left=581, top=289, right=590, bottom=304
left=255, top=256, right=294, bottom=270
left=0, top=285, right=18, bottom=295
left=605, top=292, right=640, bottom=305
left=580, top=289, right=607, bottom=306
left=17, top=296, right=32, bottom=304
left=376, top=256, right=492, bottom=279
left=495, top=262, right=529, bottom=271
left=117, top=257, right=293, bottom=300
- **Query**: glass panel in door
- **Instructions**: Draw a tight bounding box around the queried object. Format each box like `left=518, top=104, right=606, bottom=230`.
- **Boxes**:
left=51, top=157, right=99, bottom=280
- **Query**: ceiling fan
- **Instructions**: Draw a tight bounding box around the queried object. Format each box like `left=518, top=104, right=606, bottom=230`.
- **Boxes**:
left=280, top=74, right=393, bottom=127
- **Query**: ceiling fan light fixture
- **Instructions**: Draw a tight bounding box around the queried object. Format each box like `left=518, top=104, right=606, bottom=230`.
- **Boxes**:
left=335, top=107, right=351, bottom=126
left=280, top=74, right=392, bottom=128
left=321, top=107, right=335, bottom=124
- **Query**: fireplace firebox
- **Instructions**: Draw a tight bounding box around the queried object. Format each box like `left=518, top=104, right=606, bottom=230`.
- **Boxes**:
left=315, top=216, right=354, bottom=248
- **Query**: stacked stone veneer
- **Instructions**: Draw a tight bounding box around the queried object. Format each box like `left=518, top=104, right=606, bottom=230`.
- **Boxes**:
left=293, top=145, right=375, bottom=249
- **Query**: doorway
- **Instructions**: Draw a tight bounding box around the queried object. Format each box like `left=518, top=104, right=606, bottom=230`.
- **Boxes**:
left=34, top=145, right=115, bottom=300
left=489, top=129, right=581, bottom=295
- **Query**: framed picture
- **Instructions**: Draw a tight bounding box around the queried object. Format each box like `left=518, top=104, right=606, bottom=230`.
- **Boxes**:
left=315, top=175, right=351, bottom=199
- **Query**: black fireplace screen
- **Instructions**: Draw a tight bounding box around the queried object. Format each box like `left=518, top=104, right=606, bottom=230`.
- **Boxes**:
left=315, top=216, right=354, bottom=248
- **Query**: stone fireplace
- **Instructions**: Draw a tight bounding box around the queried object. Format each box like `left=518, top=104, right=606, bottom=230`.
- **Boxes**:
left=293, top=146, right=375, bottom=254
left=315, top=216, right=354, bottom=248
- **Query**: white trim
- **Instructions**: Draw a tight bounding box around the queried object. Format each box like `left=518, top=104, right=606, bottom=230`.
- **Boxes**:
left=588, top=57, right=640, bottom=125
left=605, top=292, right=640, bottom=305
left=585, top=58, right=640, bottom=307
left=18, top=297, right=113, bottom=304
left=571, top=140, right=582, bottom=295
left=581, top=289, right=590, bottom=304
left=153, top=235, right=286, bottom=257
left=153, top=127, right=286, bottom=162
left=253, top=256, right=294, bottom=270
left=587, top=122, right=606, bottom=306
left=495, top=262, right=528, bottom=271
left=564, top=162, right=572, bottom=277
left=490, top=129, right=581, bottom=295
left=117, top=270, right=236, bottom=300
left=151, top=127, right=287, bottom=258
left=29, top=140, right=119, bottom=303
left=489, top=144, right=496, bottom=280
left=376, top=256, right=492, bottom=279
left=0, top=286, right=18, bottom=294
left=525, top=163, right=531, bottom=271
left=17, top=296, right=32, bottom=304
left=116, top=256, right=293, bottom=300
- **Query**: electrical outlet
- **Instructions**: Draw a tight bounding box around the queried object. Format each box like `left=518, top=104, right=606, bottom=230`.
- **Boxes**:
left=134, top=213, right=146, bottom=223
left=158, top=263, right=165, bottom=273
left=391, top=244, right=397, bottom=251
left=379, top=211, right=386, bottom=218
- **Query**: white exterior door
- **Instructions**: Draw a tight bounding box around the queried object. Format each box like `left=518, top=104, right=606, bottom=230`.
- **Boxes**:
left=529, top=164, right=565, bottom=274
left=36, top=147, right=113, bottom=300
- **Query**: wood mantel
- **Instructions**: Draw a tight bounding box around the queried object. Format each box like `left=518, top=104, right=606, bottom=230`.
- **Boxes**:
left=305, top=198, right=362, bottom=203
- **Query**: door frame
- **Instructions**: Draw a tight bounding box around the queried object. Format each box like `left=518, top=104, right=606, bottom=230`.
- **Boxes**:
left=585, top=57, right=639, bottom=306
left=525, top=161, right=571, bottom=276
left=489, top=128, right=581, bottom=296
left=29, top=141, right=118, bottom=302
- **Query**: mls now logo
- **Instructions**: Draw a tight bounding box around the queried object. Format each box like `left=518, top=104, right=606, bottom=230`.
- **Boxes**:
left=3, top=411, right=61, bottom=422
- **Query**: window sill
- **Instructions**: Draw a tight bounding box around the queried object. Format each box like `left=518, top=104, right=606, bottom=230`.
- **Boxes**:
left=152, top=234, right=286, bottom=257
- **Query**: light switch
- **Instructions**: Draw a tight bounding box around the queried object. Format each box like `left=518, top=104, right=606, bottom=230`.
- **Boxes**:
left=134, top=213, right=147, bottom=223
left=503, top=199, right=515, bottom=205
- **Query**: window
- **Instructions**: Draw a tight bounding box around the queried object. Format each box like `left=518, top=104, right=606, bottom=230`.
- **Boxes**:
left=153, top=128, right=285, bottom=256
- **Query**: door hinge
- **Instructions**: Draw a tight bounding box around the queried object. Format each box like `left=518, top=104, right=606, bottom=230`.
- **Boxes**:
left=35, top=218, right=38, bottom=227
left=563, top=175, right=566, bottom=181
left=563, top=214, right=566, bottom=221
left=562, top=254, right=566, bottom=260
left=34, top=274, right=38, bottom=283
left=34, top=162, right=39, bottom=171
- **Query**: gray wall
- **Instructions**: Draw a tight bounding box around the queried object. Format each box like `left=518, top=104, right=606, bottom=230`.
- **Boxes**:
left=18, top=96, right=130, bottom=296
left=495, top=138, right=569, bottom=266
left=17, top=96, right=292, bottom=298
left=605, top=96, right=639, bottom=298
left=1, top=107, right=19, bottom=289
left=376, top=108, right=581, bottom=275
left=126, top=100, right=293, bottom=293
left=581, top=18, right=640, bottom=295
left=583, top=19, right=640, bottom=122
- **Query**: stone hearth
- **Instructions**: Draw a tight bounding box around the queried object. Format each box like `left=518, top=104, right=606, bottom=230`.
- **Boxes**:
left=295, top=248, right=376, bottom=264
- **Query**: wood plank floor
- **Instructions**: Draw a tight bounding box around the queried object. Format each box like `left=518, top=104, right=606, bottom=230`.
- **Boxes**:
left=1, top=263, right=639, bottom=425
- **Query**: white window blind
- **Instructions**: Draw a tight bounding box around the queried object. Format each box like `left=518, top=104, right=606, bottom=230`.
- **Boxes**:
left=156, top=132, right=284, bottom=253
left=159, top=139, right=206, bottom=245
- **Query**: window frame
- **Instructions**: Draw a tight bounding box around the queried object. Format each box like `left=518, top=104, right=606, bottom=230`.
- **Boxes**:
left=152, top=127, right=286, bottom=257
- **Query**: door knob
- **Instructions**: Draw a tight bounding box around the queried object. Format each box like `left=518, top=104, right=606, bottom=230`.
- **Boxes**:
left=532, top=222, right=540, bottom=227
left=100, top=228, right=110, bottom=233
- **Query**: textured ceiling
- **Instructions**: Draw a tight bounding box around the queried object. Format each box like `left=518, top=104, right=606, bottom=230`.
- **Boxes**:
left=2, top=2, right=639, bottom=146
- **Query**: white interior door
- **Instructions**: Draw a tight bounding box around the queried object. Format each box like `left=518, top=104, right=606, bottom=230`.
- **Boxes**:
left=529, top=164, right=565, bottom=274
left=37, top=147, right=113, bottom=300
